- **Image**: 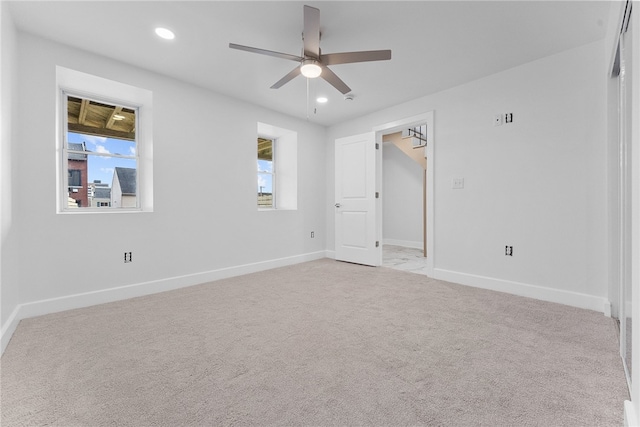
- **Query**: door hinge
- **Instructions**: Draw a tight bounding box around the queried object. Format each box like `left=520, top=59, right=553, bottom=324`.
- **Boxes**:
left=376, top=241, right=380, bottom=247
left=375, top=192, right=379, bottom=198
left=375, top=143, right=380, bottom=150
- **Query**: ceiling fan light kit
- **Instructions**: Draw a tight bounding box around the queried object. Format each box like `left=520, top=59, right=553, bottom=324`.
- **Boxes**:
left=300, top=59, right=322, bottom=78
left=229, top=5, right=391, bottom=95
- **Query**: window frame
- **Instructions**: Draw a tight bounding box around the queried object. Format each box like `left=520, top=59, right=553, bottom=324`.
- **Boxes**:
left=257, top=136, right=276, bottom=210
left=56, top=66, right=153, bottom=214
left=61, top=91, right=140, bottom=212
left=256, top=122, right=297, bottom=211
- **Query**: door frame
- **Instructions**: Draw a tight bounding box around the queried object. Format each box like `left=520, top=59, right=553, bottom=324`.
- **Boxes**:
left=373, top=111, right=434, bottom=276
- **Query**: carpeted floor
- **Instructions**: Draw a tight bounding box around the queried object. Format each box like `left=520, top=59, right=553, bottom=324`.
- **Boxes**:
left=0, top=259, right=629, bottom=426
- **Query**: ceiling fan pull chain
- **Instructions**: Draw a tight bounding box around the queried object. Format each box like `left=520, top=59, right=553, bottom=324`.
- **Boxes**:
left=306, top=77, right=310, bottom=121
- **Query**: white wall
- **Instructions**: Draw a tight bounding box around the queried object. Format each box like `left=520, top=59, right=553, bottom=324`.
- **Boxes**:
left=1, top=3, right=19, bottom=343
left=328, top=40, right=608, bottom=312
left=382, top=143, right=423, bottom=248
left=1, top=32, right=327, bottom=351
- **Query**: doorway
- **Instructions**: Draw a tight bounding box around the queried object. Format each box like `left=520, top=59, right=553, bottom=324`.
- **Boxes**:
left=333, top=112, right=434, bottom=273
left=382, top=127, right=427, bottom=250
left=375, top=112, right=434, bottom=276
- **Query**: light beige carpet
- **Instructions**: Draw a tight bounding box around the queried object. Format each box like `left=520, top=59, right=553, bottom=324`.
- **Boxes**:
left=1, top=259, right=629, bottom=426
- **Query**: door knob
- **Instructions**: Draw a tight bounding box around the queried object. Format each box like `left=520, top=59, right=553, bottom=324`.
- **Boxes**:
left=335, top=203, right=341, bottom=208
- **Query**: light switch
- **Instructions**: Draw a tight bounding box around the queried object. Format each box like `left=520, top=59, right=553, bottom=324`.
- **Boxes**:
left=452, top=178, right=464, bottom=189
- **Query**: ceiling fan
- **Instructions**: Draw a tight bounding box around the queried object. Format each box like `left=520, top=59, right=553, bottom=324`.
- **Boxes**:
left=229, top=5, right=391, bottom=95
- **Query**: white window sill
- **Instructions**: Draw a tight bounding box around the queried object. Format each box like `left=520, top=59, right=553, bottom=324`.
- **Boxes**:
left=58, top=208, right=151, bottom=214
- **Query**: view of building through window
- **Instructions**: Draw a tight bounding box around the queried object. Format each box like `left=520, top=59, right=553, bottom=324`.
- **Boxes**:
left=257, top=137, right=274, bottom=208
left=65, top=95, right=138, bottom=209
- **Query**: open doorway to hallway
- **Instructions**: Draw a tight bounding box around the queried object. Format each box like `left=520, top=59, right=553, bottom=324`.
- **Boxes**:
left=373, top=111, right=434, bottom=275
left=381, top=127, right=427, bottom=259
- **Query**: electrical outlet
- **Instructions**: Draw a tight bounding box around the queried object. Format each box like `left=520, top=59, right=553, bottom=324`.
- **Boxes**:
left=311, top=231, right=315, bottom=238
left=452, top=178, right=464, bottom=189
left=124, top=252, right=132, bottom=263
left=505, top=113, right=513, bottom=124
left=505, top=246, right=513, bottom=256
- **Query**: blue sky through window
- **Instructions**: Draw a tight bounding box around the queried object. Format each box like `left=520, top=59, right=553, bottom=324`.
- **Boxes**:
left=257, top=160, right=273, bottom=193
left=68, top=132, right=136, bottom=185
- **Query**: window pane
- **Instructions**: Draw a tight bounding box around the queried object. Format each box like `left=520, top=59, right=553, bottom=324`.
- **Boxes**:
left=67, top=96, right=136, bottom=141
left=258, top=138, right=273, bottom=161
left=257, top=159, right=273, bottom=173
left=68, top=132, right=136, bottom=158
left=258, top=173, right=273, bottom=208
left=66, top=150, right=137, bottom=209
left=257, top=138, right=273, bottom=173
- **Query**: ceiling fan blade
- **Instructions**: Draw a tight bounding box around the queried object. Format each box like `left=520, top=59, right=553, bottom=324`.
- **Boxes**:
left=320, top=50, right=392, bottom=66
left=303, top=5, right=320, bottom=58
left=271, top=66, right=302, bottom=89
left=229, top=43, right=303, bottom=62
left=320, top=66, right=351, bottom=94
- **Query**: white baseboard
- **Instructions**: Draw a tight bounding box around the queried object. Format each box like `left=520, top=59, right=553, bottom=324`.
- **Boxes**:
left=1, top=305, right=21, bottom=355
left=603, top=300, right=612, bottom=318
left=1, top=251, right=327, bottom=355
left=433, top=268, right=609, bottom=314
left=625, top=400, right=638, bottom=427
left=383, top=239, right=423, bottom=250
left=1, top=252, right=611, bottom=355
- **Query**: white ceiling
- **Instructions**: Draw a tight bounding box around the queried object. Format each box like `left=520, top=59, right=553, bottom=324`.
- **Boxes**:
left=7, top=1, right=611, bottom=126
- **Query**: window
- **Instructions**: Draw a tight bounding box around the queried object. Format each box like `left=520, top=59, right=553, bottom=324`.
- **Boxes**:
left=64, top=94, right=138, bottom=210
left=68, top=169, right=82, bottom=187
left=257, top=137, right=274, bottom=208
left=256, top=122, right=298, bottom=210
left=56, top=66, right=153, bottom=213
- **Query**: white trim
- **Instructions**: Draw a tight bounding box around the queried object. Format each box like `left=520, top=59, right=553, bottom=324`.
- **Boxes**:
left=383, top=239, right=423, bottom=250
left=433, top=268, right=609, bottom=314
left=630, top=1, right=640, bottom=414
left=372, top=113, right=433, bottom=134
left=1, top=251, right=326, bottom=355
left=626, top=400, right=639, bottom=427
left=0, top=305, right=21, bottom=355
left=603, top=300, right=613, bottom=318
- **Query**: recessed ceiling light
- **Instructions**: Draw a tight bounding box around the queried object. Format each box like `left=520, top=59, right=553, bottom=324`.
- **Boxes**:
left=155, top=27, right=175, bottom=40
left=113, top=114, right=126, bottom=121
left=316, top=97, right=328, bottom=104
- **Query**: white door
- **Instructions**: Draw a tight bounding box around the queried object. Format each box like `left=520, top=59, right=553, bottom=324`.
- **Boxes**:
left=334, top=132, right=380, bottom=266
